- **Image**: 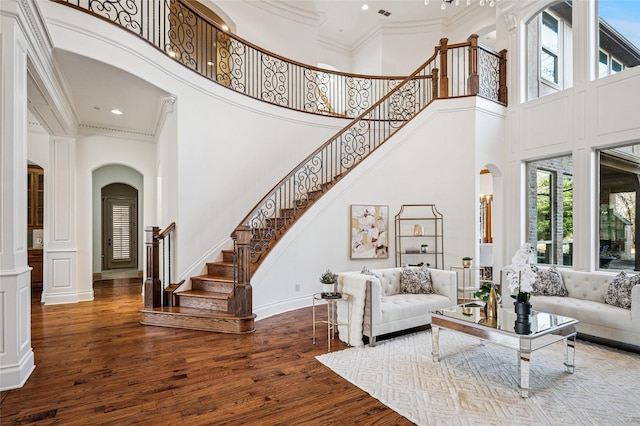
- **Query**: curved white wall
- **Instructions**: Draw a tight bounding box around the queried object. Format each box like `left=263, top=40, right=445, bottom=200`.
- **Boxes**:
left=253, top=97, right=505, bottom=319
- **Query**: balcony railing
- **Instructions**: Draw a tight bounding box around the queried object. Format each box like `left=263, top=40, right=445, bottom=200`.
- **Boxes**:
left=51, top=0, right=506, bottom=120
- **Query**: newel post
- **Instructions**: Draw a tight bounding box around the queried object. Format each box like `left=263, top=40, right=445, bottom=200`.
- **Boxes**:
left=144, top=226, right=161, bottom=308
left=498, top=48, right=508, bottom=105
left=431, top=68, right=439, bottom=99
left=438, top=38, right=449, bottom=98
left=467, top=34, right=479, bottom=96
left=231, top=226, right=253, bottom=317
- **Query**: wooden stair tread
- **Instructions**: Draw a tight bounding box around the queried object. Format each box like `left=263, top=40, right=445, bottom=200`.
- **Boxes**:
left=140, top=306, right=255, bottom=320
left=191, top=274, right=234, bottom=283
left=178, top=290, right=230, bottom=299
left=208, top=260, right=234, bottom=266
left=165, top=282, right=183, bottom=293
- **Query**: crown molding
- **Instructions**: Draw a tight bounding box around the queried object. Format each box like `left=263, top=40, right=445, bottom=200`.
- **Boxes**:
left=248, top=0, right=323, bottom=27
left=78, top=122, right=155, bottom=142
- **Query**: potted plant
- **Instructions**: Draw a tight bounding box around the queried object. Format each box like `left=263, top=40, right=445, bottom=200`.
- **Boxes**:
left=462, top=257, right=473, bottom=268
left=473, top=281, right=500, bottom=303
left=473, top=281, right=501, bottom=318
left=320, top=269, right=338, bottom=296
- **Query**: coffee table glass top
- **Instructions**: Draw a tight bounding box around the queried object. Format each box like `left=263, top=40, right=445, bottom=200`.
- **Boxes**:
left=434, top=302, right=577, bottom=337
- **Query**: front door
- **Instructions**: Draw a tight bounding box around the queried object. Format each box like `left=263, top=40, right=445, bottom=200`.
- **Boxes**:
left=103, top=194, right=137, bottom=270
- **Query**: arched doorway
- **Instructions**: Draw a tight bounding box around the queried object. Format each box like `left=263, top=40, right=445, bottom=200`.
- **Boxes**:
left=102, top=183, right=138, bottom=271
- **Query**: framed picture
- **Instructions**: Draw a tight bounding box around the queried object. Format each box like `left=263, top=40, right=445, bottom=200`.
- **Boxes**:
left=350, top=205, right=389, bottom=259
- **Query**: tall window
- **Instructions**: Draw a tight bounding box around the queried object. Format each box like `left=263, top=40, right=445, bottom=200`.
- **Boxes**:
left=526, top=3, right=571, bottom=101
left=598, top=0, right=640, bottom=79
left=527, top=155, right=574, bottom=266
left=541, top=12, right=560, bottom=84
left=599, top=144, right=640, bottom=271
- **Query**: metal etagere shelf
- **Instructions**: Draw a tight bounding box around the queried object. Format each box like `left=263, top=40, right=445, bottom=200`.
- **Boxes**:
left=395, top=204, right=444, bottom=269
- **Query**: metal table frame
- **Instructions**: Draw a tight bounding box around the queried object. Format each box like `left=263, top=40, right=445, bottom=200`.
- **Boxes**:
left=431, top=305, right=578, bottom=397
left=312, top=293, right=351, bottom=352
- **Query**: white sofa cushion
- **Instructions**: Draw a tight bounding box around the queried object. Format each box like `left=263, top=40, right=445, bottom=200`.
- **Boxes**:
left=530, top=295, right=633, bottom=332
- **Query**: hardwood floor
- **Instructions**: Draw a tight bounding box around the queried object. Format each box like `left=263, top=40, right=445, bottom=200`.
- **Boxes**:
left=1, top=279, right=411, bottom=425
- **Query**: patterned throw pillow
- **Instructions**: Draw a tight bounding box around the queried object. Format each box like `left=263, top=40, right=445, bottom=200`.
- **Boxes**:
left=531, top=265, right=567, bottom=296
left=605, top=271, right=638, bottom=310
left=400, top=264, right=434, bottom=294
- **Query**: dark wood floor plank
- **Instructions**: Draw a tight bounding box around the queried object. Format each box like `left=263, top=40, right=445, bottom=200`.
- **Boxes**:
left=1, top=279, right=412, bottom=425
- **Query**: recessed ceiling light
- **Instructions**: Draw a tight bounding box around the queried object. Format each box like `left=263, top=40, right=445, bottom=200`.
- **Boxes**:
left=362, top=4, right=369, bottom=11
left=111, top=109, right=123, bottom=115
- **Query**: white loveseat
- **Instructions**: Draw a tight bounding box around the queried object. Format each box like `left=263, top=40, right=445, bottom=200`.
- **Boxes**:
left=336, top=267, right=457, bottom=346
left=516, top=267, right=640, bottom=346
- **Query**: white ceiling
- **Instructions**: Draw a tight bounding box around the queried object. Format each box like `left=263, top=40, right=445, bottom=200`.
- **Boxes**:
left=291, top=0, right=468, bottom=49
left=55, top=50, right=169, bottom=137
left=30, top=1, right=494, bottom=138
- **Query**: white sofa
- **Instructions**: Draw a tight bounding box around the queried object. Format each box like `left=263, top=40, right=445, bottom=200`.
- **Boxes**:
left=518, top=268, right=640, bottom=346
left=336, top=267, right=457, bottom=346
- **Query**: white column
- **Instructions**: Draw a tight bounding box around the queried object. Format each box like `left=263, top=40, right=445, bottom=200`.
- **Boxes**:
left=0, top=12, right=35, bottom=391
left=42, top=136, right=81, bottom=304
left=572, top=0, right=598, bottom=87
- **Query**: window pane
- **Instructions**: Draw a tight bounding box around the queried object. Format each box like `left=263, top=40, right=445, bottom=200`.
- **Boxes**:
left=527, top=155, right=573, bottom=266
left=599, top=50, right=609, bottom=77
left=599, top=145, right=639, bottom=270
left=112, top=204, right=131, bottom=260
left=612, top=59, right=623, bottom=73
left=537, top=170, right=553, bottom=264
left=562, top=175, right=573, bottom=266
left=542, top=12, right=559, bottom=52
left=598, top=0, right=639, bottom=79
left=541, top=49, right=558, bottom=83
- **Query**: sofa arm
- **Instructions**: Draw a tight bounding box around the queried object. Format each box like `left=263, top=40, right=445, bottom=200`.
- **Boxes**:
left=632, top=284, right=640, bottom=322
left=429, top=268, right=457, bottom=305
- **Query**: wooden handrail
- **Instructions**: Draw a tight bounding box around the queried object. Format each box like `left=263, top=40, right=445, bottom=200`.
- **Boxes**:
left=158, top=222, right=176, bottom=239
left=232, top=34, right=507, bottom=276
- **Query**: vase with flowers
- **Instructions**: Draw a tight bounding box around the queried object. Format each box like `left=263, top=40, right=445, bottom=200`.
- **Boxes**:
left=505, top=243, right=537, bottom=334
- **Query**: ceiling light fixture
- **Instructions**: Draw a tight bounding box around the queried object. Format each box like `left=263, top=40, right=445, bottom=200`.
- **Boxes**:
left=430, top=0, right=498, bottom=9
left=111, top=109, right=123, bottom=115
left=362, top=4, right=369, bottom=11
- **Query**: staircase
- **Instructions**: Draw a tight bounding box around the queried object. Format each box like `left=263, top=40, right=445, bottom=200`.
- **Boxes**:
left=138, top=35, right=506, bottom=335
left=140, top=249, right=255, bottom=333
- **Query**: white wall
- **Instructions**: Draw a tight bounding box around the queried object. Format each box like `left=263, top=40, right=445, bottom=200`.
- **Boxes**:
left=253, top=97, right=505, bottom=319
left=27, top=122, right=49, bottom=169
left=213, top=1, right=320, bottom=66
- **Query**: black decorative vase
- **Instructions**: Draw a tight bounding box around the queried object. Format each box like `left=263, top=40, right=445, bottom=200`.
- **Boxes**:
left=514, top=302, right=532, bottom=335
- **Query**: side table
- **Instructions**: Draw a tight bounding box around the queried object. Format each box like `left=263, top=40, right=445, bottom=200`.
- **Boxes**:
left=312, top=293, right=351, bottom=352
left=450, top=266, right=482, bottom=305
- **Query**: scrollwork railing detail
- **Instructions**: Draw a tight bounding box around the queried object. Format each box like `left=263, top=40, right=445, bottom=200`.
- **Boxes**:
left=52, top=0, right=504, bottom=120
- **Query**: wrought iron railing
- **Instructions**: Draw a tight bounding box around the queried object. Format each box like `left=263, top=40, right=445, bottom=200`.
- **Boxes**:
left=53, top=0, right=507, bottom=297
left=234, top=35, right=505, bottom=267
left=51, top=0, right=506, bottom=119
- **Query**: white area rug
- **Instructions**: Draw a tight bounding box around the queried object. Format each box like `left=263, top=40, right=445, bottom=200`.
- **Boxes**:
left=316, top=329, right=640, bottom=425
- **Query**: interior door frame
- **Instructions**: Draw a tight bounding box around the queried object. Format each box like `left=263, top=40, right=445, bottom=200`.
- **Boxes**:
left=102, top=186, right=138, bottom=270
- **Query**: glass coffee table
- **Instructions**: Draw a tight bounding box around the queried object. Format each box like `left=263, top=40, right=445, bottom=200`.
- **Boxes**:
left=431, top=303, right=578, bottom=397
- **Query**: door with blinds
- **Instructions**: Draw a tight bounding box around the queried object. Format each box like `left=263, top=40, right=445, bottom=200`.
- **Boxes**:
left=103, top=194, right=138, bottom=270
